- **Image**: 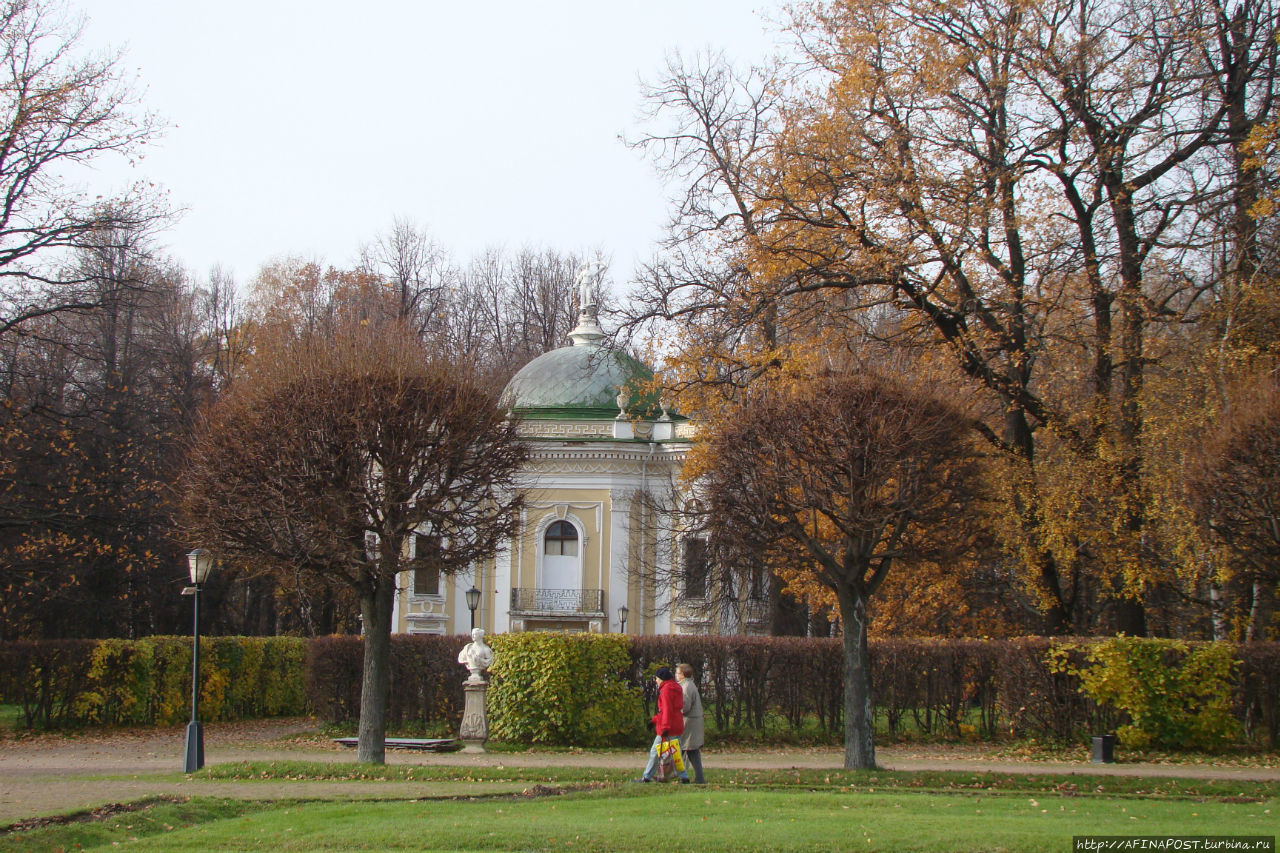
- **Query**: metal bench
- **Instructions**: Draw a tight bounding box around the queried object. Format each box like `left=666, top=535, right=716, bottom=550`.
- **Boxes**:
left=333, top=737, right=462, bottom=752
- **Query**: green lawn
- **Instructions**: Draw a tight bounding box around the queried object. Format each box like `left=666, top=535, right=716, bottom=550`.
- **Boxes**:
left=2, top=765, right=1275, bottom=853
left=3, top=788, right=1273, bottom=853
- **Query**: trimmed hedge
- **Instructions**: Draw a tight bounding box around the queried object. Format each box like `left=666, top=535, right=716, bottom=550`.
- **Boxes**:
left=0, top=635, right=309, bottom=727
left=1239, top=642, right=1280, bottom=748
left=487, top=632, right=642, bottom=746
left=620, top=636, right=1277, bottom=750
left=305, top=634, right=465, bottom=732
left=0, top=639, right=96, bottom=728
left=2, top=634, right=1277, bottom=751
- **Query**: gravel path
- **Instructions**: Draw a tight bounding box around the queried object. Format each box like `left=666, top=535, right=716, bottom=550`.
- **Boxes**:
left=1, top=719, right=1275, bottom=828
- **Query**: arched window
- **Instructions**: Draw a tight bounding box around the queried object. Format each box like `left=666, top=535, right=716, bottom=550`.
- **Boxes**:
left=544, top=520, right=579, bottom=557
left=412, top=533, right=441, bottom=596
left=683, top=537, right=709, bottom=599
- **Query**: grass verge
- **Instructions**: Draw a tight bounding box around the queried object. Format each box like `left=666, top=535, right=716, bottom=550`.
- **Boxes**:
left=2, top=785, right=1274, bottom=853
left=201, top=760, right=1280, bottom=800
left=2, top=762, right=1275, bottom=852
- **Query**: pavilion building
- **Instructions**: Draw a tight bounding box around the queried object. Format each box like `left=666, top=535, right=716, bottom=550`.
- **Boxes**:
left=390, top=286, right=740, bottom=636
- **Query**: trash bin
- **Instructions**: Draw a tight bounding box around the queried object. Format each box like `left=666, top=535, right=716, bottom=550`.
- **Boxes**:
left=1091, top=734, right=1116, bottom=763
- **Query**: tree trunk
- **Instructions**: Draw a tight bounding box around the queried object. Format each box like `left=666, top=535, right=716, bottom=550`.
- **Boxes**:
left=1246, top=578, right=1274, bottom=642
left=356, top=573, right=396, bottom=764
left=838, top=587, right=875, bottom=770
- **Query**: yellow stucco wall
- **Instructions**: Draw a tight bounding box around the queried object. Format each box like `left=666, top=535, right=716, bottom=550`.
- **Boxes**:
left=516, top=488, right=612, bottom=591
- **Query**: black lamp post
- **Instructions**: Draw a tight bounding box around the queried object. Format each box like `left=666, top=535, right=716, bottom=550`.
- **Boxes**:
left=617, top=604, right=628, bottom=634
left=465, top=586, right=481, bottom=630
left=183, top=548, right=213, bottom=773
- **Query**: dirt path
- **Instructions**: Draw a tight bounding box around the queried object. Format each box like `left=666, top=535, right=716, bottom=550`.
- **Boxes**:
left=1, top=719, right=1276, bottom=828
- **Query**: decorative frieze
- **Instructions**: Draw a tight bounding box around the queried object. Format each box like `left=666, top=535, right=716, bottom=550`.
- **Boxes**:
left=518, top=421, right=614, bottom=439
left=526, top=451, right=685, bottom=476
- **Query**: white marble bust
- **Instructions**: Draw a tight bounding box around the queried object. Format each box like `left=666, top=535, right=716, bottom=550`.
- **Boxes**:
left=457, top=628, right=494, bottom=681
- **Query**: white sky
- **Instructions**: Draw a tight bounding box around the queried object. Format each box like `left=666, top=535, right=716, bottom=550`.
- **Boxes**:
left=81, top=1, right=785, bottom=291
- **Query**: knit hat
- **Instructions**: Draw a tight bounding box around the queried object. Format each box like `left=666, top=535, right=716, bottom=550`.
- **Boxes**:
left=655, top=667, right=674, bottom=681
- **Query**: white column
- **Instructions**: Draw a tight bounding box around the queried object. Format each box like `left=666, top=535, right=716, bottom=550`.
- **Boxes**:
left=608, top=492, right=632, bottom=632
left=645, top=482, right=674, bottom=636
left=652, top=513, right=673, bottom=636
left=391, top=570, right=406, bottom=634
left=493, top=536, right=513, bottom=633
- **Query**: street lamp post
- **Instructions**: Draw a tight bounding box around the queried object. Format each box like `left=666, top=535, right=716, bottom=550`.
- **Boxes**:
left=617, top=604, right=628, bottom=634
left=183, top=548, right=213, bottom=773
left=465, top=586, right=481, bottom=631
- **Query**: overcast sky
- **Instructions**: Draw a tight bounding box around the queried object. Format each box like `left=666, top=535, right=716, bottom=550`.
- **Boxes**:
left=81, top=1, right=785, bottom=291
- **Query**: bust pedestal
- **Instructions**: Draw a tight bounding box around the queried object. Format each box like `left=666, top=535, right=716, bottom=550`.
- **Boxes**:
left=459, top=677, right=489, bottom=753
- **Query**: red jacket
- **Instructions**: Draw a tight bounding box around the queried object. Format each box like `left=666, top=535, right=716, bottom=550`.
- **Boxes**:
left=652, top=678, right=685, bottom=737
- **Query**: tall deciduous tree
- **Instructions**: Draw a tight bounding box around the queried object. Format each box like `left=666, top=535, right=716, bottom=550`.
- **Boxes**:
left=624, top=51, right=783, bottom=387
left=358, top=218, right=452, bottom=340
left=701, top=370, right=982, bottom=768
left=0, top=220, right=206, bottom=640
left=180, top=321, right=527, bottom=763
left=0, top=0, right=162, bottom=338
left=450, top=246, right=587, bottom=375
left=631, top=0, right=1280, bottom=636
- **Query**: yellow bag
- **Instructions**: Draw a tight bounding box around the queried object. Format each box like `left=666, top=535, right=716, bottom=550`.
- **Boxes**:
left=655, top=737, right=684, bottom=782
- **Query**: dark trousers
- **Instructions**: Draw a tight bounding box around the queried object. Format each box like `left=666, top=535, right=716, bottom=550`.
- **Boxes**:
left=684, top=748, right=704, bottom=783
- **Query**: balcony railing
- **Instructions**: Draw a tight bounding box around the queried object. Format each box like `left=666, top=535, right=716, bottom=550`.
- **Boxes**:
left=510, top=587, right=604, bottom=614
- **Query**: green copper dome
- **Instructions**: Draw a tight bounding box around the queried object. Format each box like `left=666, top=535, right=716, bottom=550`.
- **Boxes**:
left=503, top=341, right=658, bottom=419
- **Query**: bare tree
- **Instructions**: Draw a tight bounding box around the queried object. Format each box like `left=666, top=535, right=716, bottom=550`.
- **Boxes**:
left=444, top=246, right=588, bottom=377
left=195, top=265, right=245, bottom=391
left=622, top=51, right=782, bottom=376
left=180, top=321, right=527, bottom=763
left=358, top=218, right=454, bottom=339
left=508, top=247, right=580, bottom=357
left=0, top=0, right=163, bottom=339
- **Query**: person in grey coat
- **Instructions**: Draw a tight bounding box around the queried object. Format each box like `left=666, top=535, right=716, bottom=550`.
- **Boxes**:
left=675, top=663, right=705, bottom=783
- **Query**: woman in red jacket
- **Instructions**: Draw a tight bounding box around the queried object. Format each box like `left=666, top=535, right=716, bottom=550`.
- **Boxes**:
left=636, top=667, right=690, bottom=783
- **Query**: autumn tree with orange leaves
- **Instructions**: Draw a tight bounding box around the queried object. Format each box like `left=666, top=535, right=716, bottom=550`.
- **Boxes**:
left=630, top=0, right=1280, bottom=637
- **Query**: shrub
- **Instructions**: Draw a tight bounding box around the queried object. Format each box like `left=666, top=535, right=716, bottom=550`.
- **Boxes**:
left=149, top=636, right=202, bottom=725
left=1051, top=637, right=1242, bottom=751
left=76, top=638, right=156, bottom=725
left=998, top=637, right=1101, bottom=742
left=305, top=635, right=363, bottom=724
left=387, top=634, right=466, bottom=732
left=488, top=632, right=642, bottom=746
left=255, top=636, right=310, bottom=717
left=2, top=634, right=1275, bottom=751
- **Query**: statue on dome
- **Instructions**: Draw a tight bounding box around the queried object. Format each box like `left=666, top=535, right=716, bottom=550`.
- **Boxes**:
left=575, top=262, right=605, bottom=316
